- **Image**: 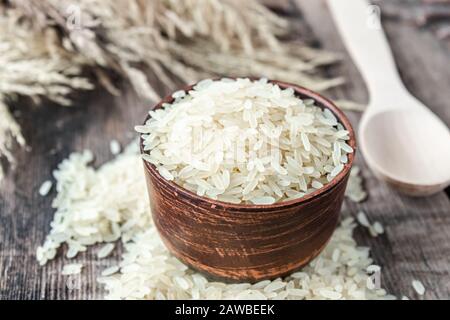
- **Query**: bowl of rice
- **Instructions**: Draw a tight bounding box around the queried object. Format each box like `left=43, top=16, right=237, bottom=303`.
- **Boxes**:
left=137, top=78, right=355, bottom=282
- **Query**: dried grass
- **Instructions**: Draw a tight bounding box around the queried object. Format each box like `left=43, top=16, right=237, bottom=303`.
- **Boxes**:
left=0, top=0, right=346, bottom=179
left=8, top=0, right=344, bottom=98
left=0, top=8, right=93, bottom=178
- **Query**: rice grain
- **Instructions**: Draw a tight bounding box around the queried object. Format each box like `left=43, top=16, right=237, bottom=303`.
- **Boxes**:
left=412, top=280, right=425, bottom=295
left=138, top=78, right=353, bottom=204
left=62, top=263, right=83, bottom=275
left=38, top=180, right=53, bottom=197
left=38, top=143, right=393, bottom=300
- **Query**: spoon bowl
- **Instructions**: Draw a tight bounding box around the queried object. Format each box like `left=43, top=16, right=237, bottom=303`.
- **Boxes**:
left=360, top=107, right=450, bottom=196
left=329, top=0, right=450, bottom=196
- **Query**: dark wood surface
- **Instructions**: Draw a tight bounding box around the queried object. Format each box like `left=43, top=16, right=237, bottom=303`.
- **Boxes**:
left=1, top=0, right=449, bottom=299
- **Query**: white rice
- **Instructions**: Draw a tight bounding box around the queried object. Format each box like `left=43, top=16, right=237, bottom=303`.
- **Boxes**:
left=101, top=266, right=120, bottom=277
left=62, top=263, right=83, bottom=275
left=369, top=226, right=379, bottom=238
left=412, top=280, right=425, bottom=295
left=97, top=243, right=115, bottom=259
left=36, top=144, right=395, bottom=300
left=136, top=78, right=353, bottom=204
left=36, top=145, right=149, bottom=266
left=356, top=211, right=385, bottom=238
left=357, top=211, right=370, bottom=227
left=345, top=166, right=367, bottom=202
left=373, top=222, right=384, bottom=234
left=98, top=216, right=393, bottom=300
left=110, top=139, right=121, bottom=155
left=38, top=180, right=53, bottom=197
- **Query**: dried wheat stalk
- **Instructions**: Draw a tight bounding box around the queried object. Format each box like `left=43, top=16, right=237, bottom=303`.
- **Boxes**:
left=0, top=0, right=345, bottom=180
left=0, top=8, right=93, bottom=178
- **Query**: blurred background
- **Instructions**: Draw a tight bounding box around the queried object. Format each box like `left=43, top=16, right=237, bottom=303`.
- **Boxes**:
left=0, top=0, right=449, bottom=299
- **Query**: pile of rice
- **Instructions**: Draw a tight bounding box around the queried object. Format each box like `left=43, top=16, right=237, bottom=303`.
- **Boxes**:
left=36, top=144, right=150, bottom=266
left=36, top=142, right=395, bottom=300
left=344, top=166, right=367, bottom=202
left=98, top=217, right=392, bottom=300
left=136, top=78, right=353, bottom=204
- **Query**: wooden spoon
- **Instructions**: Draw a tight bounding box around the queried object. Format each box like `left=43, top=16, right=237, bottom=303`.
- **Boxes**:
left=328, top=0, right=450, bottom=196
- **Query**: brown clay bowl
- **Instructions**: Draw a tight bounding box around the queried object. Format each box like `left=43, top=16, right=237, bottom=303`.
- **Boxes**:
left=140, top=79, right=356, bottom=283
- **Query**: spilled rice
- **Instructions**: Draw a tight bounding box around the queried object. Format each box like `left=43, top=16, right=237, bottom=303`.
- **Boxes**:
left=38, top=180, right=53, bottom=197
left=412, top=280, right=425, bottom=296
left=356, top=211, right=384, bottom=238
left=110, top=139, right=121, bottom=155
left=36, top=142, right=398, bottom=300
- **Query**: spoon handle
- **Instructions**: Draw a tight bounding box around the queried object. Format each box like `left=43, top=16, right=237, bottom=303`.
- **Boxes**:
left=327, top=0, right=405, bottom=102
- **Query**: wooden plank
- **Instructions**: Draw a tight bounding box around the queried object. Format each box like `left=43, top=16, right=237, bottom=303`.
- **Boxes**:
left=1, top=0, right=449, bottom=300
left=0, top=84, right=149, bottom=299
left=295, top=0, right=450, bottom=299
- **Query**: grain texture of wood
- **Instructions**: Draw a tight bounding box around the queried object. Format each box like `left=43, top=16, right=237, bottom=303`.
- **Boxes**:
left=0, top=84, right=151, bottom=300
left=1, top=0, right=450, bottom=299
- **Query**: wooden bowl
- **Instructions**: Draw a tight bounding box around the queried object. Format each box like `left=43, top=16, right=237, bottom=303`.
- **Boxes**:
left=140, top=79, right=356, bottom=282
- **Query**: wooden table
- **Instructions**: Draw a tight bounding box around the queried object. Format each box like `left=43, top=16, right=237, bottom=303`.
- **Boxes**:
left=1, top=0, right=449, bottom=299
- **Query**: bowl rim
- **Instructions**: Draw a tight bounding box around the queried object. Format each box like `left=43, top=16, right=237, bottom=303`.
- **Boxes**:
left=140, top=78, right=356, bottom=212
